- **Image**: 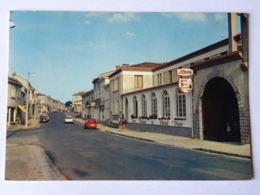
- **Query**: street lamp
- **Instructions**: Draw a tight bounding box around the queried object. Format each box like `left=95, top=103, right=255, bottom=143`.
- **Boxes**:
left=9, top=20, right=16, bottom=28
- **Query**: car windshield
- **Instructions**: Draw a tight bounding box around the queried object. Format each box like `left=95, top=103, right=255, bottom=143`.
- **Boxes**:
left=88, top=119, right=96, bottom=123
left=66, top=116, right=72, bottom=119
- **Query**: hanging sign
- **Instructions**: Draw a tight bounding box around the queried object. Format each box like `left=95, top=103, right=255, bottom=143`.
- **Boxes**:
left=177, top=69, right=193, bottom=76
left=178, top=78, right=193, bottom=93
left=177, top=68, right=193, bottom=93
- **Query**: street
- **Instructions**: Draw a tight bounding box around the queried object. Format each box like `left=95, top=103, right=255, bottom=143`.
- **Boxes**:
left=6, top=112, right=252, bottom=180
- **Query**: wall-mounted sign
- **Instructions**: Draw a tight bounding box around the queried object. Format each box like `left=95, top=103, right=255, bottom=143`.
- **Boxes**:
left=178, top=78, right=193, bottom=93
left=176, top=69, right=193, bottom=76
left=91, top=102, right=96, bottom=107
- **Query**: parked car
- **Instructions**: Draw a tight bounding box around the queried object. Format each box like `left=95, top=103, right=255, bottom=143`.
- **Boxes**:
left=40, top=114, right=49, bottom=123
left=64, top=116, right=73, bottom=123
left=84, top=119, right=97, bottom=129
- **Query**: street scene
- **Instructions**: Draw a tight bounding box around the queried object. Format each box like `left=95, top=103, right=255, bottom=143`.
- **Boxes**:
left=6, top=11, right=252, bottom=182
left=6, top=112, right=252, bottom=180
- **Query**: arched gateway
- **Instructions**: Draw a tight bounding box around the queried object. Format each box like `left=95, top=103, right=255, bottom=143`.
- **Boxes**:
left=202, top=77, right=241, bottom=142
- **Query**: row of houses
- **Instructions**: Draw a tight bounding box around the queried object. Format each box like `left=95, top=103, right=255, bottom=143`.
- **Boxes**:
left=7, top=73, right=65, bottom=127
left=73, top=13, right=250, bottom=145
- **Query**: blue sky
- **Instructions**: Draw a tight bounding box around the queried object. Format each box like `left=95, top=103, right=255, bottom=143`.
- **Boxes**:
left=9, top=12, right=237, bottom=103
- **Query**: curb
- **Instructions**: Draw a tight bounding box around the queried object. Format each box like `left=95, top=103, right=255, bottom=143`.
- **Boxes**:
left=104, top=131, right=156, bottom=143
left=73, top=119, right=251, bottom=159
left=194, top=148, right=251, bottom=159
left=7, top=121, right=41, bottom=132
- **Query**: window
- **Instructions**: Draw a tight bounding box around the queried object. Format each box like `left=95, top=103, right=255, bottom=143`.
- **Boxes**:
left=133, top=96, right=138, bottom=117
left=112, top=77, right=120, bottom=92
left=141, top=95, right=147, bottom=117
left=151, top=93, right=157, bottom=116
left=117, top=100, right=120, bottom=114
left=163, top=91, right=170, bottom=117
left=157, top=73, right=162, bottom=85
left=176, top=90, right=186, bottom=117
left=168, top=70, right=173, bottom=83
left=134, top=75, right=143, bottom=88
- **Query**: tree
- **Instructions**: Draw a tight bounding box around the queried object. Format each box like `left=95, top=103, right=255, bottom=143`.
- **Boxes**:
left=65, top=101, right=72, bottom=107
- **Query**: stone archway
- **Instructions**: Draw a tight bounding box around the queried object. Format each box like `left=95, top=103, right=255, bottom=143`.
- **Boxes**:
left=202, top=77, right=241, bottom=142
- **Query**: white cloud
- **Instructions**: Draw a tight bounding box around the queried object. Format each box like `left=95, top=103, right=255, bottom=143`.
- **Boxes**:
left=125, top=32, right=136, bottom=37
left=162, top=13, right=208, bottom=22
left=85, top=12, right=110, bottom=18
left=108, top=13, right=139, bottom=23
left=214, top=13, right=225, bottom=21
left=84, top=12, right=139, bottom=24
left=85, top=20, right=91, bottom=25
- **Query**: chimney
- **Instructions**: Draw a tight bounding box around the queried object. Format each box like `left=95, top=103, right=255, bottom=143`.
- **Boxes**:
left=12, top=72, right=16, bottom=77
left=228, top=13, right=237, bottom=53
left=116, top=65, right=121, bottom=70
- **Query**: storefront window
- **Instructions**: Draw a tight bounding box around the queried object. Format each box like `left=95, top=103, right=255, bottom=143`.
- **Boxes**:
left=163, top=90, right=170, bottom=117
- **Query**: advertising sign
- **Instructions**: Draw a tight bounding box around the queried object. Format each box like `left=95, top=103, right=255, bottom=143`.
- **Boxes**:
left=176, top=69, right=193, bottom=76
left=178, top=78, right=193, bottom=93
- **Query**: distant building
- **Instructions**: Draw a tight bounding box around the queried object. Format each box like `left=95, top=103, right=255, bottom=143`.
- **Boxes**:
left=92, top=70, right=116, bottom=123
left=81, top=90, right=94, bottom=119
left=72, top=91, right=86, bottom=113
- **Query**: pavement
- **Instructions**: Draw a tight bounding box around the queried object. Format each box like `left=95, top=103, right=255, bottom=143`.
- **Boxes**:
left=5, top=117, right=252, bottom=180
left=73, top=118, right=251, bottom=159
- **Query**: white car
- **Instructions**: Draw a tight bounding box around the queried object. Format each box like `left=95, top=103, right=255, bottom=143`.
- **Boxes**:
left=64, top=116, right=73, bottom=123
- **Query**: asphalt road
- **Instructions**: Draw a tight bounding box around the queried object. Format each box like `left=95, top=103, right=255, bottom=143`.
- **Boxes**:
left=6, top=112, right=252, bottom=180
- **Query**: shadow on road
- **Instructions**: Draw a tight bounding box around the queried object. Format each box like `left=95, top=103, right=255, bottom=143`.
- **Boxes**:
left=6, top=130, right=21, bottom=139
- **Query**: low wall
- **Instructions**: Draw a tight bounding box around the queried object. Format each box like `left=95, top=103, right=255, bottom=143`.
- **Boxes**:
left=127, top=122, right=192, bottom=138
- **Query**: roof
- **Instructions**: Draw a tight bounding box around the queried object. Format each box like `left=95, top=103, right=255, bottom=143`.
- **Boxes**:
left=8, top=77, right=23, bottom=87
left=81, top=90, right=94, bottom=97
left=109, top=62, right=166, bottom=78
left=122, top=81, right=178, bottom=96
left=153, top=37, right=231, bottom=71
left=191, top=51, right=242, bottom=71
left=72, top=91, right=87, bottom=96
left=92, top=70, right=116, bottom=83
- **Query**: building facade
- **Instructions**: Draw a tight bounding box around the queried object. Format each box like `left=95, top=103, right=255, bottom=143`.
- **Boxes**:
left=82, top=13, right=250, bottom=145
left=108, top=63, right=165, bottom=128
left=81, top=90, right=94, bottom=119
left=72, top=92, right=86, bottom=113
left=7, top=77, right=24, bottom=127
left=191, top=13, right=250, bottom=144
left=11, top=73, right=36, bottom=123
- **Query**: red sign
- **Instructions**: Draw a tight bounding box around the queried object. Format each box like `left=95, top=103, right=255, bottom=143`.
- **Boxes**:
left=177, top=69, right=193, bottom=76
left=178, top=78, right=193, bottom=93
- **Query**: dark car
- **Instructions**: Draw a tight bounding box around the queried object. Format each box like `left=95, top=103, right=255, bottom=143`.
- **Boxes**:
left=40, top=114, right=49, bottom=123
left=84, top=119, right=97, bottom=129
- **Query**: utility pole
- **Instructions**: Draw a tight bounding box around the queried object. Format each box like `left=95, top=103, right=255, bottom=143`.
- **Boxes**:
left=25, top=72, right=30, bottom=127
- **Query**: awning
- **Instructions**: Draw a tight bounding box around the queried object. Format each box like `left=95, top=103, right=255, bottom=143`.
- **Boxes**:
left=18, top=105, right=27, bottom=112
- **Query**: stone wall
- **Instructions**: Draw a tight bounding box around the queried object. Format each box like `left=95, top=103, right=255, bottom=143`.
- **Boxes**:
left=240, top=110, right=251, bottom=144
left=127, top=122, right=192, bottom=138
left=192, top=60, right=251, bottom=145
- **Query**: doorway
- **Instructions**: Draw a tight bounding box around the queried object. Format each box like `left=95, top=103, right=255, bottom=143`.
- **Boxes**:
left=202, top=77, right=241, bottom=142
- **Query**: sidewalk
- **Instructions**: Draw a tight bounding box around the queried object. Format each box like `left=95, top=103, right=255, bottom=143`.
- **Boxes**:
left=6, top=118, right=67, bottom=180
left=74, top=118, right=251, bottom=159
left=7, top=118, right=41, bottom=131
